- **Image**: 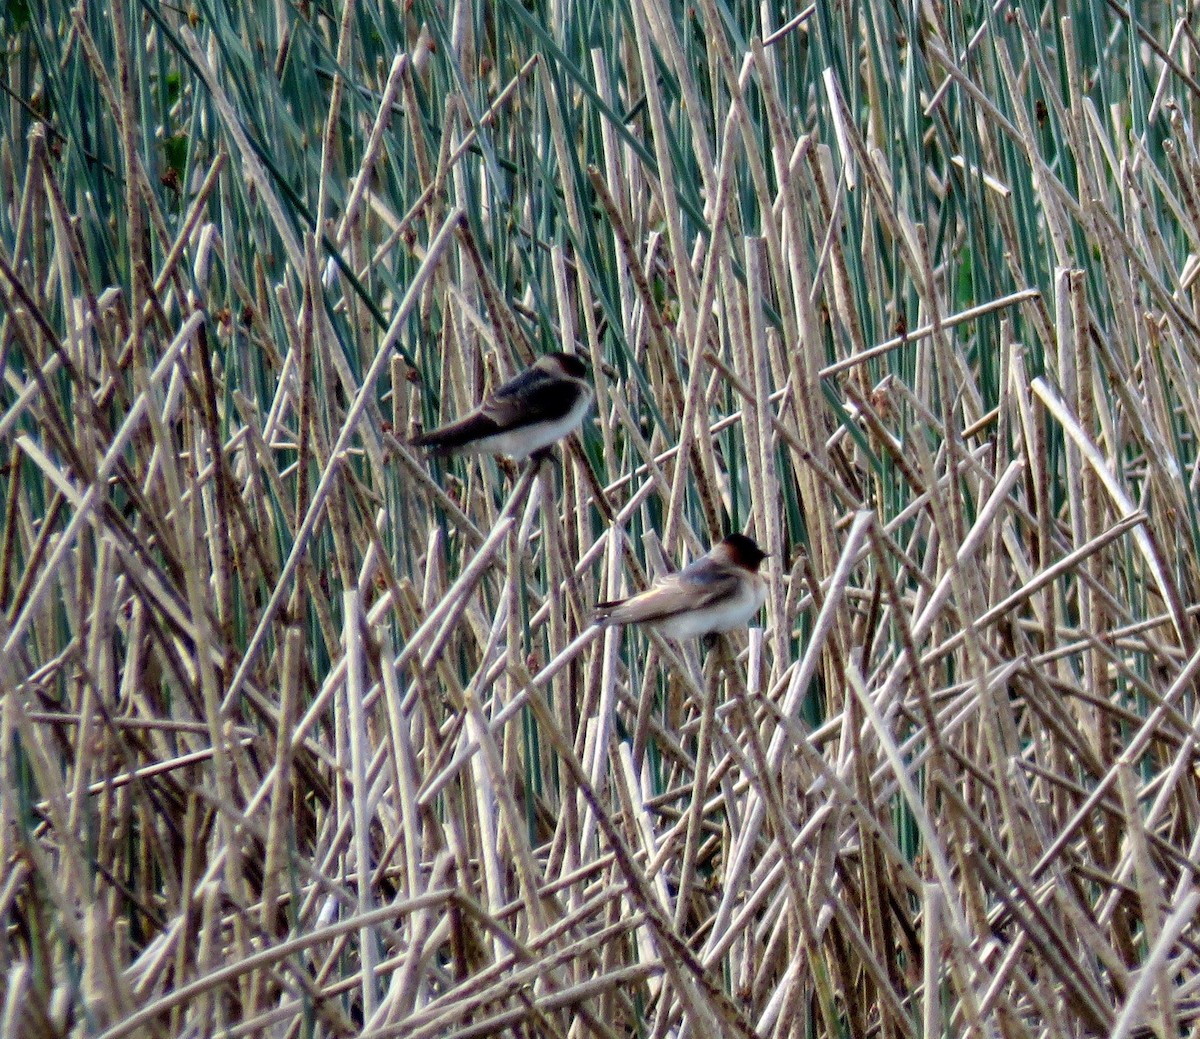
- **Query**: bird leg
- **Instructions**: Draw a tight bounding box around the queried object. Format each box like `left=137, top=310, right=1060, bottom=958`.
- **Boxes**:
left=527, top=446, right=559, bottom=472
left=701, top=634, right=737, bottom=687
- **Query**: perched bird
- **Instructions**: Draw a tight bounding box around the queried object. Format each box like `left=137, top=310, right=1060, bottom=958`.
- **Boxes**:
left=594, top=534, right=769, bottom=640
left=410, top=352, right=593, bottom=460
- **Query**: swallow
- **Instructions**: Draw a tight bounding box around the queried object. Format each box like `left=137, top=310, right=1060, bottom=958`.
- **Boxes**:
left=410, top=352, right=593, bottom=460
left=594, top=534, right=769, bottom=640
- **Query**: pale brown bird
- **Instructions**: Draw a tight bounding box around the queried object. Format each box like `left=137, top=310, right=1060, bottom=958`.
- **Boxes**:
left=595, top=534, right=769, bottom=639
left=410, top=352, right=592, bottom=460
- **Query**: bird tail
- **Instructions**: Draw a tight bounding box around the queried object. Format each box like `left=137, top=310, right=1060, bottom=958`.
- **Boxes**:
left=409, top=411, right=500, bottom=456
left=407, top=430, right=457, bottom=457
left=592, top=599, right=626, bottom=626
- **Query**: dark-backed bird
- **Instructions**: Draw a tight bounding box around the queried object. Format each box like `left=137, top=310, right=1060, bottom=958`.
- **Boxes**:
left=594, top=533, right=769, bottom=640
left=410, top=352, right=592, bottom=460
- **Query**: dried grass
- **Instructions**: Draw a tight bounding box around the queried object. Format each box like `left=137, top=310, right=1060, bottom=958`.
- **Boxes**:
left=3, top=1, right=1200, bottom=1037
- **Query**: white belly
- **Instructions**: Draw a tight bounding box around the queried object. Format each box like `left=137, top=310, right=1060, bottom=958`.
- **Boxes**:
left=469, top=392, right=592, bottom=459
left=651, top=580, right=767, bottom=639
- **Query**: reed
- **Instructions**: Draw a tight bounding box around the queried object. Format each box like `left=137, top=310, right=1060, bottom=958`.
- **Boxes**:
left=3, top=1, right=1200, bottom=1036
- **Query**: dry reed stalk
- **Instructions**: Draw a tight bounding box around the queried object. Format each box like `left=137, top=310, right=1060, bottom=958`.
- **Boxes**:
left=8, top=3, right=1200, bottom=1038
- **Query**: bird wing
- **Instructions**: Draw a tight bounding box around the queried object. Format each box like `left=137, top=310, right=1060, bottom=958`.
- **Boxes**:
left=477, top=366, right=573, bottom=428
left=411, top=367, right=571, bottom=452
left=597, top=558, right=740, bottom=624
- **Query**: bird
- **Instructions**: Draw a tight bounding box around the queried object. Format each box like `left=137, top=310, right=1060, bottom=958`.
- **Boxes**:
left=410, top=352, right=593, bottom=460
left=594, top=533, right=769, bottom=640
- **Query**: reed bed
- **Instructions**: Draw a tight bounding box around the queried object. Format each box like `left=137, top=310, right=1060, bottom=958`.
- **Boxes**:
left=3, top=1, right=1200, bottom=1036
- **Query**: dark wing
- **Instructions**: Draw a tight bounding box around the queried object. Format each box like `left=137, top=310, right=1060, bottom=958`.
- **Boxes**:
left=595, top=558, right=739, bottom=625
left=409, top=410, right=505, bottom=454
left=411, top=367, right=577, bottom=454
left=479, top=365, right=579, bottom=427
